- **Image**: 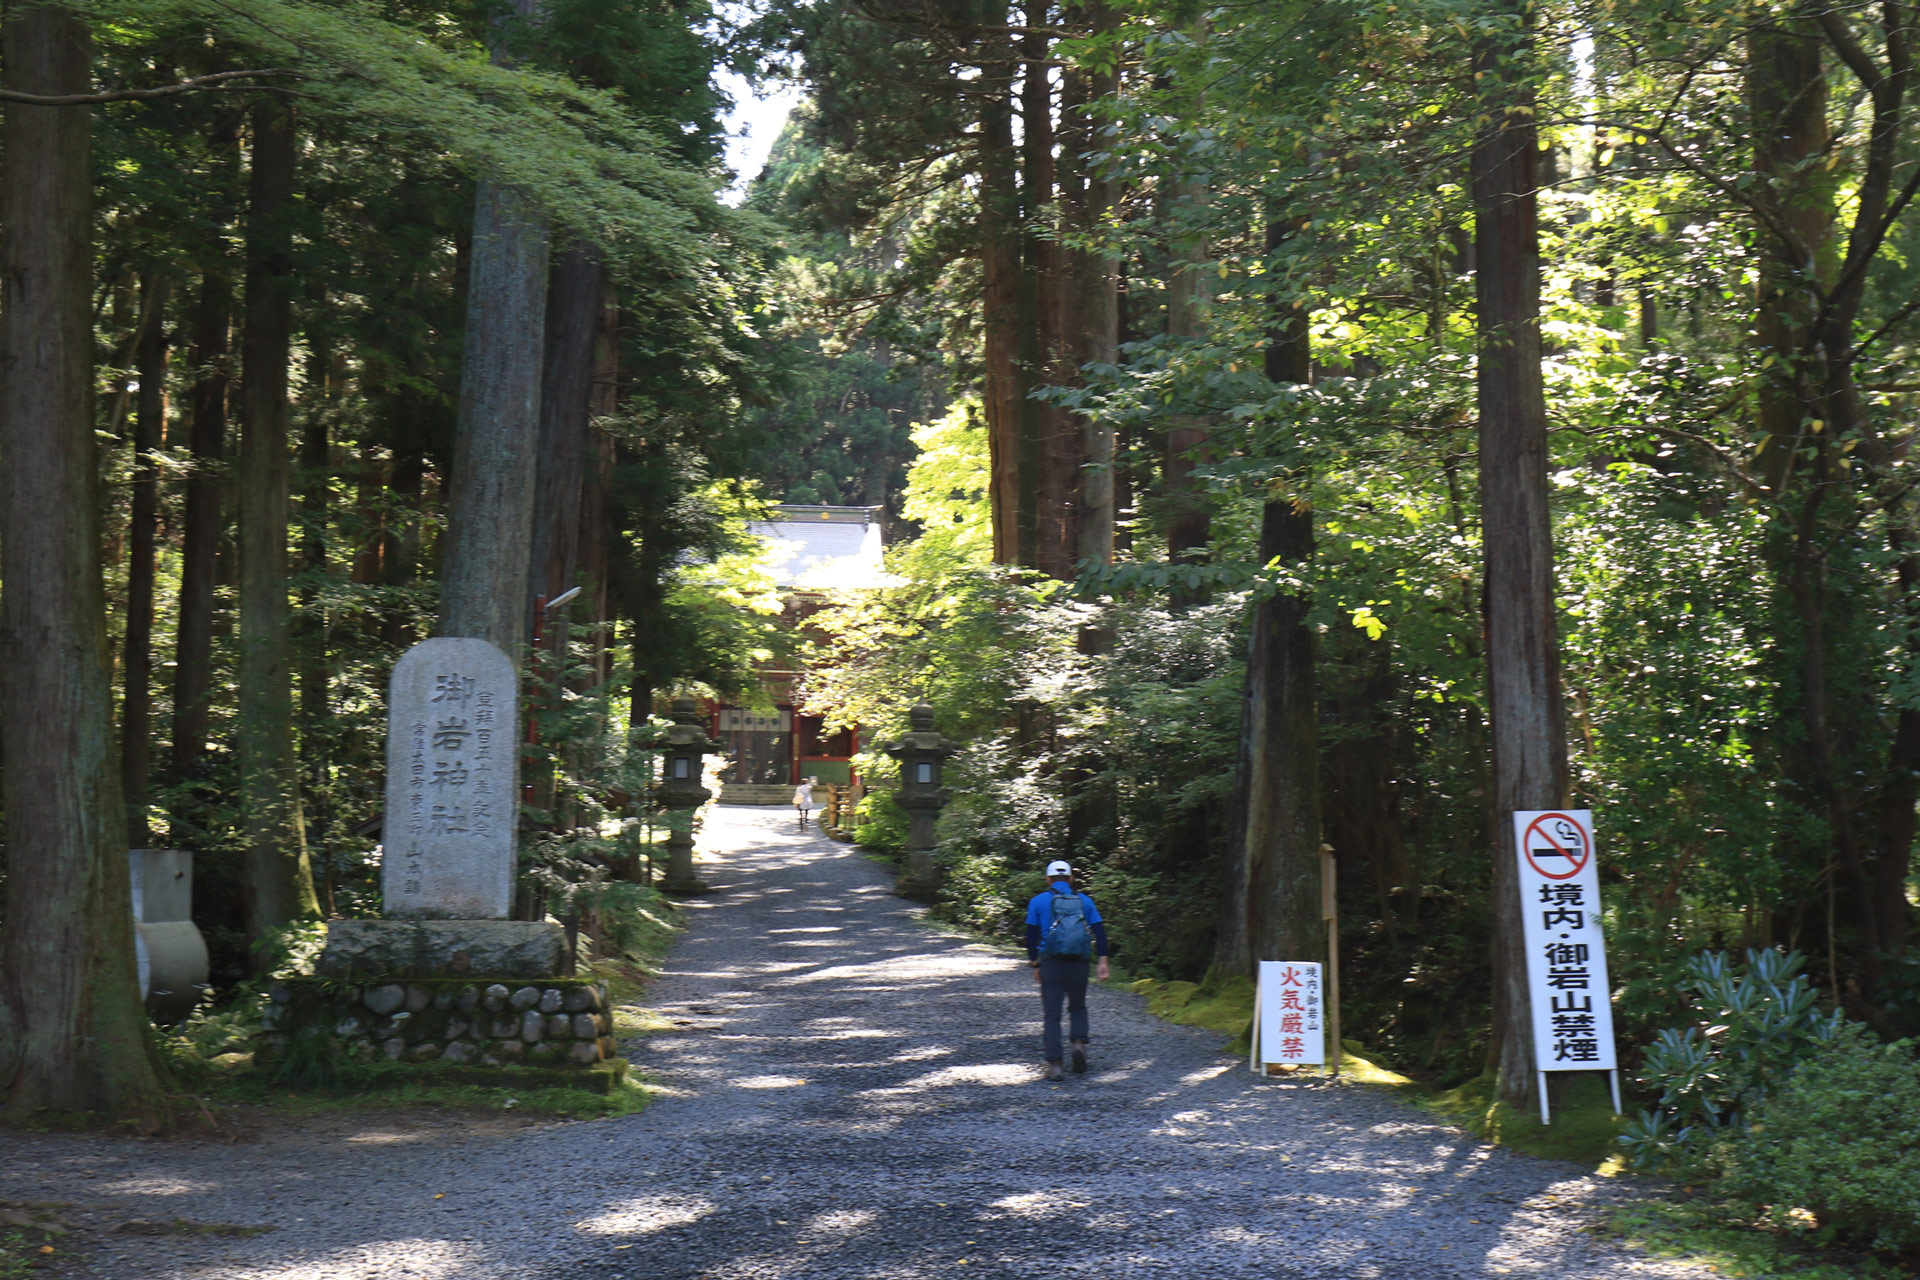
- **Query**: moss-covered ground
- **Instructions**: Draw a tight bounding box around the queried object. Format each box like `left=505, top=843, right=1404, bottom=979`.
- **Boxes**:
left=1423, top=1070, right=1626, bottom=1170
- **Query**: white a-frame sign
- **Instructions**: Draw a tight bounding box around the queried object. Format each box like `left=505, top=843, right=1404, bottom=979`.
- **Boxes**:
left=1511, top=809, right=1620, bottom=1124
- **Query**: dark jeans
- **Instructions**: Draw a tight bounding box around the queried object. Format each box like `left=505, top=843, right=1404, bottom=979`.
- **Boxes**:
left=1038, top=956, right=1090, bottom=1063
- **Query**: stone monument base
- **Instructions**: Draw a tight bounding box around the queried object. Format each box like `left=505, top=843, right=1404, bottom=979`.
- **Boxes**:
left=316, top=919, right=568, bottom=981
left=258, top=977, right=624, bottom=1085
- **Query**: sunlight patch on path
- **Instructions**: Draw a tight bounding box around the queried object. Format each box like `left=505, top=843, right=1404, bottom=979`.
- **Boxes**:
left=574, top=1195, right=717, bottom=1236
left=191, top=1240, right=491, bottom=1279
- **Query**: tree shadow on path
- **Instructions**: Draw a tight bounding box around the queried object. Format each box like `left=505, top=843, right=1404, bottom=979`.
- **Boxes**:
left=0, top=805, right=1711, bottom=1280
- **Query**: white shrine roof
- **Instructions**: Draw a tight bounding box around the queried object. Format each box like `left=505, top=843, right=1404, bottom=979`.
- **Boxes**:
left=747, top=505, right=891, bottom=591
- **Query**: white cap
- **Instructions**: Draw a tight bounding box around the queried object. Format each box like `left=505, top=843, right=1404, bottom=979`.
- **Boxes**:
left=1046, top=860, right=1072, bottom=877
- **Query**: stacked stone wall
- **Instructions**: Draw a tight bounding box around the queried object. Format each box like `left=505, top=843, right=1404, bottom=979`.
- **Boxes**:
left=260, top=978, right=615, bottom=1070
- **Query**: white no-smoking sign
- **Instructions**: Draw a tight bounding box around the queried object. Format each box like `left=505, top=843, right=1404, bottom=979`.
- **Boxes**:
left=1512, top=809, right=1618, bottom=1120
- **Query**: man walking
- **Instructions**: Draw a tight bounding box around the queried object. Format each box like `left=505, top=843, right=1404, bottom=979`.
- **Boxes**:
left=1025, top=860, right=1111, bottom=1081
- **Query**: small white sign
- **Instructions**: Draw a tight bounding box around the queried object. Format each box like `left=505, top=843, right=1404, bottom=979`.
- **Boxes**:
left=1513, top=809, right=1617, bottom=1072
left=1252, top=960, right=1325, bottom=1067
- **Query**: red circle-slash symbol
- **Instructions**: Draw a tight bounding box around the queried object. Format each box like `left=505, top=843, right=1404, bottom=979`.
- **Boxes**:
left=1523, top=813, right=1591, bottom=880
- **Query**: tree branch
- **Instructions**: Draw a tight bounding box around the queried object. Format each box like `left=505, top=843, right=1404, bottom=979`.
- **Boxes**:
left=0, top=69, right=295, bottom=106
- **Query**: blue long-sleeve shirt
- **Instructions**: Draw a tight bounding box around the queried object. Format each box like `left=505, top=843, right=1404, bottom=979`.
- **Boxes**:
left=1024, top=882, right=1109, bottom=960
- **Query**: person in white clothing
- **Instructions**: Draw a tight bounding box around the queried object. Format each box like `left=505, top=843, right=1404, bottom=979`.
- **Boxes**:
left=793, top=777, right=816, bottom=830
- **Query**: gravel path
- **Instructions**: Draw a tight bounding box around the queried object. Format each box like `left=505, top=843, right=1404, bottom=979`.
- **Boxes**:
left=0, top=805, right=1711, bottom=1279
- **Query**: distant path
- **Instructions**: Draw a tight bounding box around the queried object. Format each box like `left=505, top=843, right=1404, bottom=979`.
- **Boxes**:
left=0, top=805, right=1709, bottom=1279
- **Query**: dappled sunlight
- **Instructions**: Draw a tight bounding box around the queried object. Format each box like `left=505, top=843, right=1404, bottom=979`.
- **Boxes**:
left=729, top=1074, right=810, bottom=1089
left=199, top=1239, right=492, bottom=1278
left=98, top=1173, right=221, bottom=1196
left=574, top=1195, right=717, bottom=1236
left=338, top=1129, right=432, bottom=1146
left=1180, top=1063, right=1234, bottom=1086
left=984, top=1191, right=1087, bottom=1220
left=0, top=803, right=1719, bottom=1280
left=802, top=1207, right=879, bottom=1237
left=886, top=1063, right=1035, bottom=1089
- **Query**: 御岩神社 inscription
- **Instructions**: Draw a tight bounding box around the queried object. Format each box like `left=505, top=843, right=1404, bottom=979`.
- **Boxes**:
left=383, top=637, right=518, bottom=919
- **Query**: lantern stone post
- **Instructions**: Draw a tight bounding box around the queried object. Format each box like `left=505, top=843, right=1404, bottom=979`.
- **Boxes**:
left=655, top=696, right=719, bottom=894
left=885, top=703, right=955, bottom=897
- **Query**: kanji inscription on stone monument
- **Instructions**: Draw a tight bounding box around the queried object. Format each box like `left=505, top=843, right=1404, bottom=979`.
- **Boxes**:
left=383, top=637, right=517, bottom=919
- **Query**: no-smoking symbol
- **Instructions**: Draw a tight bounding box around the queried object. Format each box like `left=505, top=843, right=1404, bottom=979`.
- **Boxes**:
left=1523, top=813, right=1591, bottom=880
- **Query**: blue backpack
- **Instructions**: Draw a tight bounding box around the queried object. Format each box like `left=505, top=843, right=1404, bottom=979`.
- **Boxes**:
left=1042, top=886, right=1092, bottom=959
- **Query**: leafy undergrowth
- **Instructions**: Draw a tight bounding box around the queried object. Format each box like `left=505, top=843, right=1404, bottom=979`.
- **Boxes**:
left=1600, top=1201, right=1918, bottom=1280
left=1423, top=1070, right=1626, bottom=1171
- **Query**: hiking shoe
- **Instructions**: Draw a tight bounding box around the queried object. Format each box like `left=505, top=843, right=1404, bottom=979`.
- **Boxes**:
left=1042, top=1060, right=1065, bottom=1082
left=1070, top=1040, right=1088, bottom=1074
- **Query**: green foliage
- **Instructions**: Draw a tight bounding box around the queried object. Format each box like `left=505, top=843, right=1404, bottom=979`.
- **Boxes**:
left=100, top=0, right=734, bottom=271
left=1620, top=950, right=1847, bottom=1174
left=1717, top=1029, right=1920, bottom=1253
left=1606, top=1199, right=1914, bottom=1280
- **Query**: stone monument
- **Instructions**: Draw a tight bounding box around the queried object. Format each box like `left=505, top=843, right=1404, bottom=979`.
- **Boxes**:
left=316, top=637, right=565, bottom=980
left=273, top=638, right=621, bottom=1085
left=383, top=637, right=516, bottom=919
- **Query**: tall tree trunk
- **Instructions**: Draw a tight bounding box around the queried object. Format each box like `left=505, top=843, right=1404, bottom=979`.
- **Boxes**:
left=1743, top=11, right=1888, bottom=983
left=1220, top=217, right=1320, bottom=979
left=1074, top=1, right=1120, bottom=570
left=238, top=96, right=320, bottom=952
left=1026, top=1, right=1079, bottom=579
left=526, top=243, right=602, bottom=826
left=1162, top=50, right=1212, bottom=606
left=122, top=272, right=171, bottom=843
left=1473, top=3, right=1567, bottom=1109
left=299, top=320, right=332, bottom=733
left=0, top=4, right=171, bottom=1127
left=440, top=0, right=552, bottom=657
left=980, top=35, right=1025, bottom=567
left=1873, top=535, right=1920, bottom=954
left=1014, top=8, right=1053, bottom=571
left=578, top=282, right=620, bottom=691
left=172, top=258, right=236, bottom=783
left=531, top=245, right=602, bottom=611
left=299, top=317, right=334, bottom=913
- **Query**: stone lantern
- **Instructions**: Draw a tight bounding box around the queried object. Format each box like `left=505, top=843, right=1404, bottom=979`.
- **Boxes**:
left=654, top=696, right=719, bottom=893
left=885, top=703, right=956, bottom=896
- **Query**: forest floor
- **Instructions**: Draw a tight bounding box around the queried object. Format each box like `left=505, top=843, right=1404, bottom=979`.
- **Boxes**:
left=0, top=805, right=1719, bottom=1279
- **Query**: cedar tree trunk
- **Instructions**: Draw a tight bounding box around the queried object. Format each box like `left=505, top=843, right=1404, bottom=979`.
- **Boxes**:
left=0, top=4, right=172, bottom=1128
left=237, top=95, right=320, bottom=949
left=122, top=272, right=170, bottom=842
left=171, top=264, right=233, bottom=785
left=1473, top=4, right=1567, bottom=1109
left=439, top=0, right=552, bottom=657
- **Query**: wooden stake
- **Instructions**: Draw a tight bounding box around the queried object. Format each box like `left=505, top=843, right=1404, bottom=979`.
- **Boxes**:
left=1321, top=844, right=1340, bottom=1079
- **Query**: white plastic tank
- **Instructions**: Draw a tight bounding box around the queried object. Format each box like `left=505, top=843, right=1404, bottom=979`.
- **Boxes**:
left=130, top=849, right=210, bottom=1023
